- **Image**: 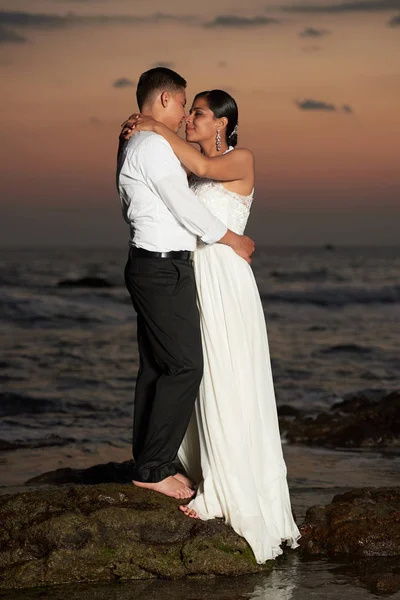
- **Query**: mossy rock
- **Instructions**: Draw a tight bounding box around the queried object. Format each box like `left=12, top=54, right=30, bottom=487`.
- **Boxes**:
left=0, top=484, right=273, bottom=589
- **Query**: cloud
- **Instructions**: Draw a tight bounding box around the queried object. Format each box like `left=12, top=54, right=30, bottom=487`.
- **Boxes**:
left=342, top=104, right=354, bottom=113
left=388, top=14, right=400, bottom=25
left=281, top=0, right=400, bottom=13
left=113, top=78, right=136, bottom=89
left=205, top=15, right=280, bottom=28
left=0, top=10, right=197, bottom=31
left=151, top=61, right=175, bottom=68
left=0, top=25, right=27, bottom=43
left=299, top=27, right=331, bottom=37
left=296, top=99, right=354, bottom=113
left=296, top=99, right=336, bottom=110
left=0, top=11, right=66, bottom=29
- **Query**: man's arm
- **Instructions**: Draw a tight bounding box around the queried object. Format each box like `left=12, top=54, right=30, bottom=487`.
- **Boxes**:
left=117, top=137, right=125, bottom=161
left=139, top=135, right=225, bottom=244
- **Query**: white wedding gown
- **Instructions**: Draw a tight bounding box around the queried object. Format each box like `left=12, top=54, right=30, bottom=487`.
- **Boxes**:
left=178, top=153, right=300, bottom=564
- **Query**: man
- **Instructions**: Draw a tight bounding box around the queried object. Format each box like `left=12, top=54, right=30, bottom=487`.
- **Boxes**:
left=117, top=67, right=254, bottom=499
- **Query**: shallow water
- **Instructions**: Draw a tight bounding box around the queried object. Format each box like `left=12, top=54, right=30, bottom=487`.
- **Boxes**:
left=0, top=555, right=395, bottom=600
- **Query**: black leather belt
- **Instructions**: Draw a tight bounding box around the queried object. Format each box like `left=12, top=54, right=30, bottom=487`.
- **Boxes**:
left=129, top=247, right=192, bottom=261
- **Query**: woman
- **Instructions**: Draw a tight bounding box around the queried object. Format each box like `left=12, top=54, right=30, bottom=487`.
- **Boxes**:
left=120, top=90, right=300, bottom=563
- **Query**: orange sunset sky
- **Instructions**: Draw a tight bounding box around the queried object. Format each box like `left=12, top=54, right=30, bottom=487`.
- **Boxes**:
left=0, top=0, right=399, bottom=246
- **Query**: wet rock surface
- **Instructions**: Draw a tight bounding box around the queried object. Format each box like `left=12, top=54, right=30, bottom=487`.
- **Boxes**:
left=333, top=557, right=400, bottom=597
left=300, top=487, right=400, bottom=558
left=0, top=484, right=273, bottom=589
left=362, top=571, right=400, bottom=596
left=299, top=487, right=400, bottom=595
left=279, top=390, right=400, bottom=448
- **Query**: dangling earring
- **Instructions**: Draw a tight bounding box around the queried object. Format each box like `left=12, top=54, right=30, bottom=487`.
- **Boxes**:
left=216, top=129, right=221, bottom=152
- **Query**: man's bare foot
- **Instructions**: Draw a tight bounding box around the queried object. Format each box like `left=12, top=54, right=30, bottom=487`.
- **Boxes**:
left=179, top=504, right=200, bottom=519
left=174, top=472, right=194, bottom=488
left=132, top=476, right=195, bottom=499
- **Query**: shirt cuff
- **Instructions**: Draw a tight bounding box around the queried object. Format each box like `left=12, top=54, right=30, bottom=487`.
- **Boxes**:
left=200, top=220, right=228, bottom=245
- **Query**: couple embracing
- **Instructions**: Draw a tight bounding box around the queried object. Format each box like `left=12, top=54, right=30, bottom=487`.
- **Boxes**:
left=117, top=67, right=300, bottom=564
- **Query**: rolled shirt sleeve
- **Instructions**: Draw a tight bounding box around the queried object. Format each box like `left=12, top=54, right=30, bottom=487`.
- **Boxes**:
left=138, top=135, right=228, bottom=245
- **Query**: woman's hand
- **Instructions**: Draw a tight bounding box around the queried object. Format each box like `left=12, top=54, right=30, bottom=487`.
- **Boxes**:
left=120, top=113, right=158, bottom=141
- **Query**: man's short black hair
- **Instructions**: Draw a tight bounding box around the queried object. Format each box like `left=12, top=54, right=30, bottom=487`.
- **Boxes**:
left=136, top=67, right=187, bottom=111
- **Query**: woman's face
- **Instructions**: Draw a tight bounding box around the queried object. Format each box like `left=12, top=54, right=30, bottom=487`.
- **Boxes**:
left=185, top=96, right=219, bottom=143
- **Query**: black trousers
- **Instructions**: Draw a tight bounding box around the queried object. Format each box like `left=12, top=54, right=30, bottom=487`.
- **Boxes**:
left=124, top=254, right=203, bottom=483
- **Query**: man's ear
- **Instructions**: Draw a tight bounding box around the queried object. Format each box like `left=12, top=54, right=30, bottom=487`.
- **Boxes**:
left=161, top=91, right=169, bottom=108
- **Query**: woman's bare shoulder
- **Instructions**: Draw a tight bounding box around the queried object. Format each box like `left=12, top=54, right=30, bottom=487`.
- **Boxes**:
left=230, top=147, right=254, bottom=162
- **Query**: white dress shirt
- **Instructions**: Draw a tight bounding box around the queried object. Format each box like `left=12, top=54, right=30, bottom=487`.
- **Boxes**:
left=117, top=131, right=228, bottom=251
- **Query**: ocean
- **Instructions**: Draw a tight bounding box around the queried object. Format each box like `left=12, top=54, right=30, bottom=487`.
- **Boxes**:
left=1, top=245, right=399, bottom=599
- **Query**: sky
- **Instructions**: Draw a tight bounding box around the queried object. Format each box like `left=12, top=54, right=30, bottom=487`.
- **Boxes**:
left=0, top=0, right=399, bottom=246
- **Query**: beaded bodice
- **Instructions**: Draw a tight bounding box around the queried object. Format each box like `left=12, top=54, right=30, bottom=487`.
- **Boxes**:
left=189, top=175, right=254, bottom=236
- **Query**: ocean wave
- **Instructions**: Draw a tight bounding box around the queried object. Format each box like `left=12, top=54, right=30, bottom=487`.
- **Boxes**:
left=0, top=392, right=66, bottom=417
left=262, top=284, right=400, bottom=307
left=57, top=277, right=114, bottom=288
left=269, top=268, right=346, bottom=283
left=0, top=288, right=131, bottom=326
left=0, top=392, right=132, bottom=420
left=317, top=344, right=375, bottom=356
left=0, top=435, right=77, bottom=452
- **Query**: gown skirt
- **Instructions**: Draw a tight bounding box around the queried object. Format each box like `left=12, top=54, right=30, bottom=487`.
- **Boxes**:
left=178, top=242, right=300, bottom=564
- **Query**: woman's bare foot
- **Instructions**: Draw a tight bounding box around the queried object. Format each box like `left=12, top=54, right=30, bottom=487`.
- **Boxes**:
left=132, top=476, right=195, bottom=499
left=174, top=472, right=194, bottom=488
left=179, top=504, right=200, bottom=519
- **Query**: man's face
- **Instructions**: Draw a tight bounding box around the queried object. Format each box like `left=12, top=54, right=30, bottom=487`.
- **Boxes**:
left=164, top=90, right=187, bottom=132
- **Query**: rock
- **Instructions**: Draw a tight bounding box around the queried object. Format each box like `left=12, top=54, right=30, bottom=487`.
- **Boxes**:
left=25, top=460, right=188, bottom=488
left=279, top=390, right=400, bottom=448
left=57, top=277, right=113, bottom=288
left=0, top=484, right=273, bottom=589
left=277, top=405, right=302, bottom=418
left=334, top=557, right=400, bottom=597
left=300, top=487, right=400, bottom=558
left=25, top=460, right=135, bottom=486
left=0, top=440, right=20, bottom=451
left=362, top=571, right=400, bottom=596
left=330, top=388, right=387, bottom=412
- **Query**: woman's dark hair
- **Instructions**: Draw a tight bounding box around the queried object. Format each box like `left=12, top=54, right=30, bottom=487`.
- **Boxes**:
left=194, top=89, right=239, bottom=147
left=136, top=67, right=187, bottom=111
